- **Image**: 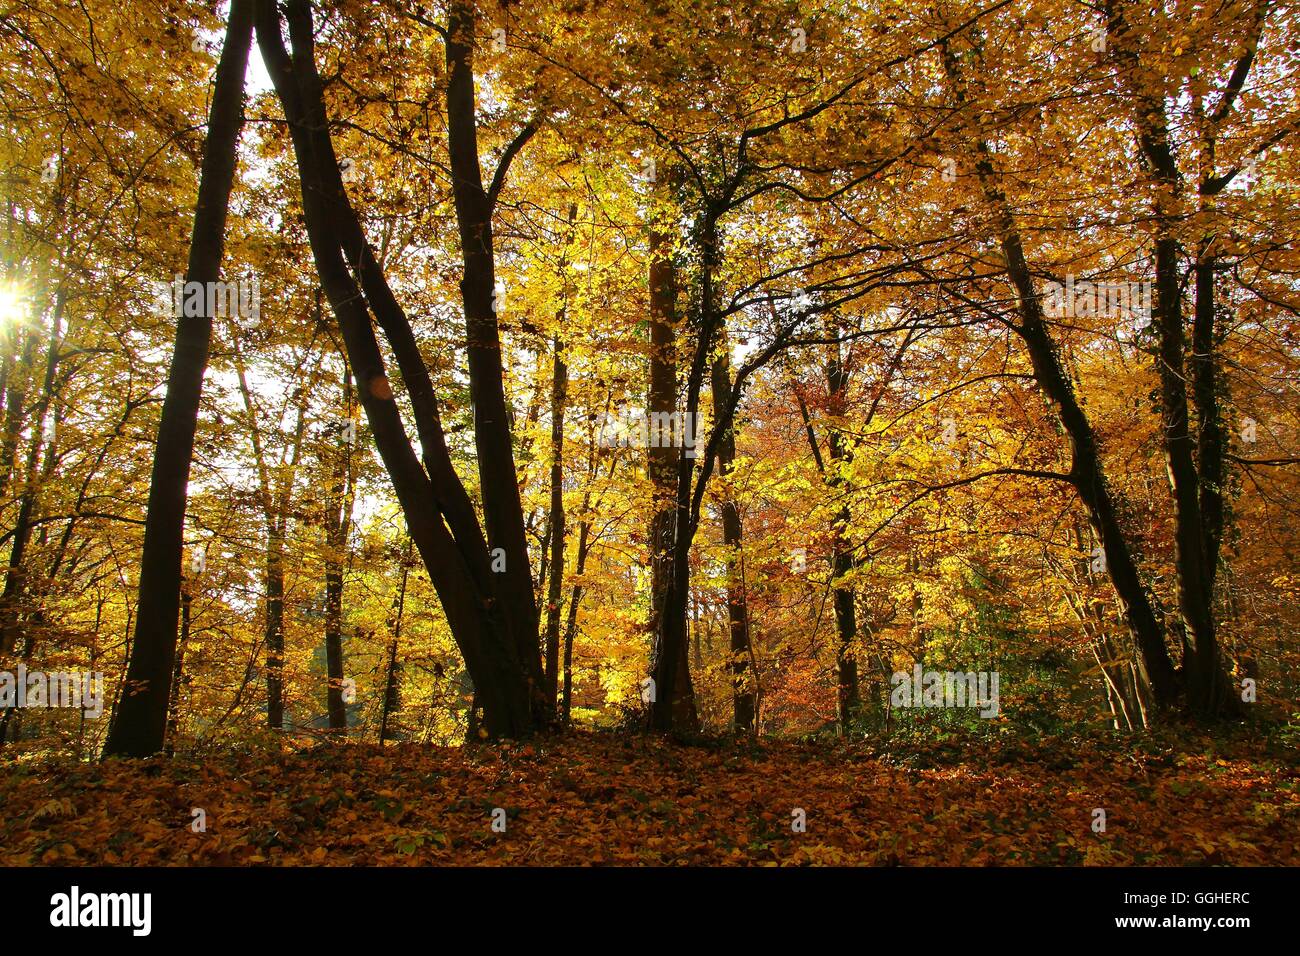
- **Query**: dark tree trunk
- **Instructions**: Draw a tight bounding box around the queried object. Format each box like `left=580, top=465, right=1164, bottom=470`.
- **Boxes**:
left=825, top=343, right=860, bottom=728
left=379, top=545, right=410, bottom=744
left=445, top=0, right=546, bottom=722
left=164, top=586, right=191, bottom=755
left=1153, top=233, right=1230, bottom=715
left=323, top=371, right=355, bottom=734
left=103, top=0, right=253, bottom=758
left=257, top=0, right=537, bottom=739
left=646, top=211, right=680, bottom=713
left=1192, top=251, right=1226, bottom=585
left=1008, top=226, right=1181, bottom=709
left=264, top=530, right=286, bottom=730
left=650, top=202, right=709, bottom=734
left=1105, top=0, right=1239, bottom=720
left=710, top=343, right=754, bottom=733
left=542, top=338, right=566, bottom=715
left=941, top=40, right=1182, bottom=713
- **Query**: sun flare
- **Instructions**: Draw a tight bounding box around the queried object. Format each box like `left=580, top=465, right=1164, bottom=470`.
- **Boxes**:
left=0, top=280, right=27, bottom=326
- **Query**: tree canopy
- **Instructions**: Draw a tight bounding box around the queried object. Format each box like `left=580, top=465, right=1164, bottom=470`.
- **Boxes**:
left=0, top=0, right=1298, bottom=869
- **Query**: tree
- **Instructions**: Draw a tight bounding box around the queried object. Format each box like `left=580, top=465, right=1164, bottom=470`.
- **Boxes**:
left=103, top=0, right=254, bottom=758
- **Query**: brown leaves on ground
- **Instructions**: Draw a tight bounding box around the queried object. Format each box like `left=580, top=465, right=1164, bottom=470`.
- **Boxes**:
left=1, top=730, right=1297, bottom=866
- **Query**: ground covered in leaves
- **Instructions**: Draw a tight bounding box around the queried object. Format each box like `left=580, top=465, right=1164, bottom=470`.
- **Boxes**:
left=3, top=729, right=1297, bottom=865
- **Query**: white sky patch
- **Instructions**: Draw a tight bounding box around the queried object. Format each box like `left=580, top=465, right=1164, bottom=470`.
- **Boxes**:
left=247, top=43, right=274, bottom=95
left=192, top=14, right=273, bottom=94
left=732, top=335, right=761, bottom=367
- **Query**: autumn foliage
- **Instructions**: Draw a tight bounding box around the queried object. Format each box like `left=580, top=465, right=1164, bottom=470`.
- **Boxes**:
left=0, top=0, right=1298, bottom=868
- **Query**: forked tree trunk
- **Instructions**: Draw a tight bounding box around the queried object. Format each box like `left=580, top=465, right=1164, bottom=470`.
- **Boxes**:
left=257, top=0, right=539, bottom=738
left=1105, top=4, right=1239, bottom=717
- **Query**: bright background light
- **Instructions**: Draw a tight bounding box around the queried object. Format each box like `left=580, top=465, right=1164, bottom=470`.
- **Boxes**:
left=0, top=281, right=28, bottom=326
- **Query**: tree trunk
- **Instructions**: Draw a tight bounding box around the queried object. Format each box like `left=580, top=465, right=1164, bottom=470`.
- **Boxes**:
left=1152, top=231, right=1230, bottom=715
left=561, top=519, right=591, bottom=727
left=264, top=529, right=286, bottom=730
left=164, top=586, right=191, bottom=755
left=445, top=0, right=546, bottom=723
left=379, top=544, right=410, bottom=744
left=323, top=370, right=355, bottom=734
left=257, top=0, right=536, bottom=739
left=710, top=343, right=754, bottom=733
left=646, top=206, right=680, bottom=716
left=825, top=343, right=860, bottom=728
left=542, top=338, right=566, bottom=715
left=649, top=197, right=705, bottom=734
left=103, top=0, right=253, bottom=758
left=1104, top=0, right=1240, bottom=719
left=940, top=39, right=1182, bottom=713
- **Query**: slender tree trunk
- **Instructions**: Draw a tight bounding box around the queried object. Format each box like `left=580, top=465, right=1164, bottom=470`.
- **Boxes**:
left=0, top=289, right=63, bottom=655
left=710, top=343, right=754, bottom=732
left=164, top=586, right=191, bottom=755
left=941, top=38, right=1181, bottom=712
left=103, top=0, right=253, bottom=757
left=792, top=320, right=894, bottom=730
left=232, top=330, right=312, bottom=734
left=825, top=343, right=860, bottom=728
left=542, top=338, right=566, bottom=714
left=379, top=543, right=410, bottom=744
left=559, top=417, right=610, bottom=727
left=561, top=519, right=591, bottom=727
left=264, top=530, right=286, bottom=730
left=323, top=371, right=355, bottom=733
left=1062, top=521, right=1144, bottom=730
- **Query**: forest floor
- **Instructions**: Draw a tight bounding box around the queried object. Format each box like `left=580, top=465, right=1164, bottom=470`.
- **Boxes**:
left=2, top=728, right=1297, bottom=866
